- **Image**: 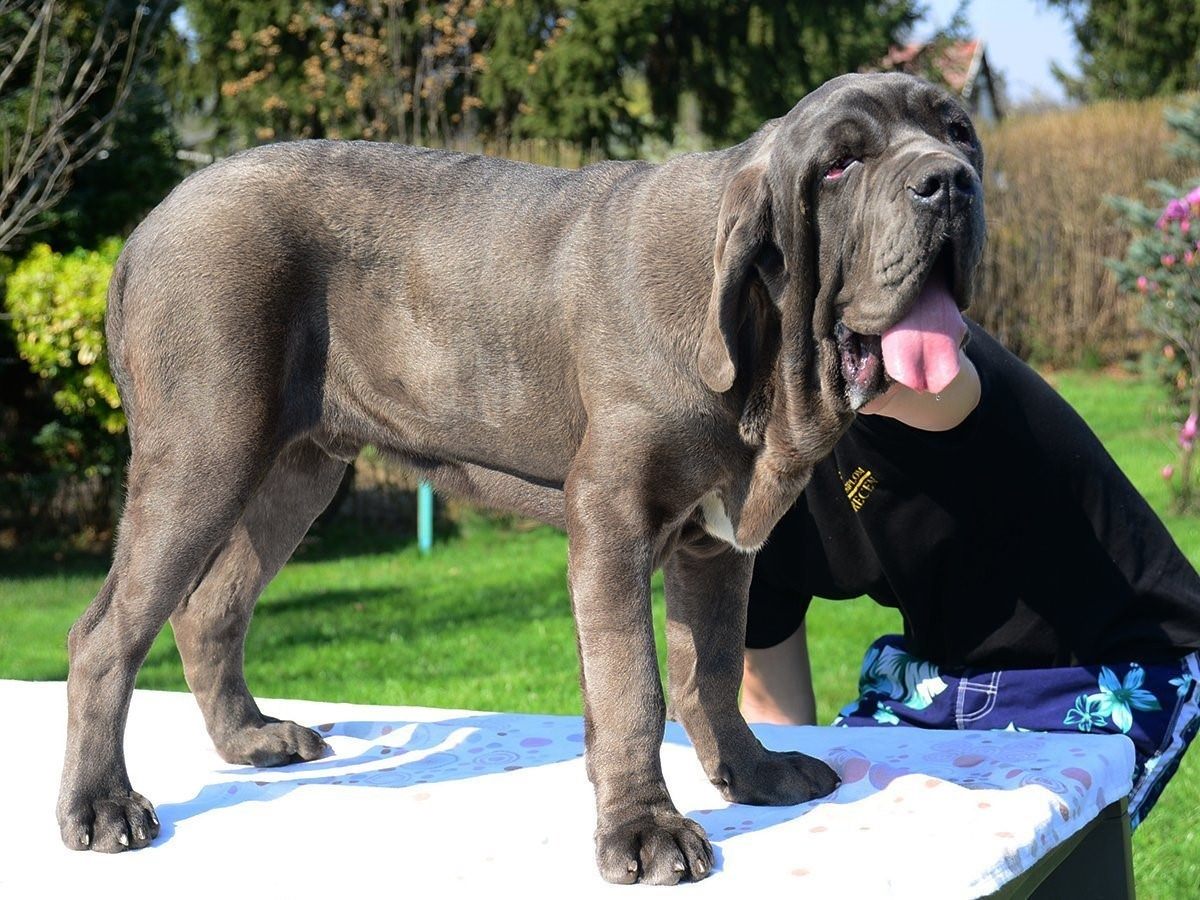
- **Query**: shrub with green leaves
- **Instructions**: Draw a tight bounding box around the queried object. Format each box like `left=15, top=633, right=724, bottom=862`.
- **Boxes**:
left=1109, top=99, right=1200, bottom=511
left=4, top=239, right=126, bottom=501
left=5, top=240, right=124, bottom=435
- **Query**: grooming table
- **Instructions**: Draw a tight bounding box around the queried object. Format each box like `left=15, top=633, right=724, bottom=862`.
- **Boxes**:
left=0, top=680, right=1135, bottom=897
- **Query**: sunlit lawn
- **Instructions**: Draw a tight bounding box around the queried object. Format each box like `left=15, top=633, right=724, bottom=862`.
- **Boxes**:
left=1, top=368, right=1197, bottom=896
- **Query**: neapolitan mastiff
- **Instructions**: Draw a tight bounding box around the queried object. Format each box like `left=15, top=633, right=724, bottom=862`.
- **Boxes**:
left=57, top=72, right=984, bottom=883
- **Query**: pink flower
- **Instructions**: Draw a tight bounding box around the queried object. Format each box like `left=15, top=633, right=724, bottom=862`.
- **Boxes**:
left=1184, top=219, right=1191, bottom=233
left=1138, top=275, right=1150, bottom=292
left=1187, top=185, right=1200, bottom=207
left=1163, top=254, right=1177, bottom=266
left=1163, top=465, right=1175, bottom=480
left=1186, top=251, right=1195, bottom=265
left=1159, top=198, right=1191, bottom=229
left=1179, top=414, right=1197, bottom=451
left=1182, top=413, right=1198, bottom=442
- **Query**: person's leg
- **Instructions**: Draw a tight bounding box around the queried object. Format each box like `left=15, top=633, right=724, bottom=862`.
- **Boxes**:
left=830, top=635, right=962, bottom=729
left=1124, top=651, right=1200, bottom=828
left=941, top=652, right=1200, bottom=830
left=826, top=638, right=1200, bottom=829
left=741, top=621, right=818, bottom=725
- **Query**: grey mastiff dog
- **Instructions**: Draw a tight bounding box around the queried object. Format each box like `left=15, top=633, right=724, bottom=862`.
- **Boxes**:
left=57, top=72, right=985, bottom=883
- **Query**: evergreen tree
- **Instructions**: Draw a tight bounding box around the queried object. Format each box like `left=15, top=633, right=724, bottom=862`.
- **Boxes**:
left=165, top=1, right=921, bottom=157
left=644, top=0, right=921, bottom=146
left=479, top=0, right=923, bottom=151
left=1046, top=0, right=1200, bottom=101
left=164, top=0, right=496, bottom=153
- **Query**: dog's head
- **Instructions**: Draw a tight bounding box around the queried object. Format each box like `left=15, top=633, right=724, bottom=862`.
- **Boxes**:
left=699, top=72, right=985, bottom=423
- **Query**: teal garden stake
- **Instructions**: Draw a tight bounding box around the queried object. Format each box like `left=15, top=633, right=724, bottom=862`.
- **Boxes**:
left=418, top=481, right=434, bottom=555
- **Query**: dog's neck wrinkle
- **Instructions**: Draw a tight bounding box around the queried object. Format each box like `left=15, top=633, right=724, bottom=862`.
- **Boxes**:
left=730, top=325, right=850, bottom=549
left=633, top=139, right=841, bottom=550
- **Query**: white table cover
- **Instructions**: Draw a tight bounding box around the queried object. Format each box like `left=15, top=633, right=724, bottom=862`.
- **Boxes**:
left=0, top=680, right=1134, bottom=897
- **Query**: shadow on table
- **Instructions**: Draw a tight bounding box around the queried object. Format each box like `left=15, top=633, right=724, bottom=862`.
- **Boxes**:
left=152, top=714, right=896, bottom=851
left=153, top=712, right=588, bottom=841
left=667, top=724, right=880, bottom=843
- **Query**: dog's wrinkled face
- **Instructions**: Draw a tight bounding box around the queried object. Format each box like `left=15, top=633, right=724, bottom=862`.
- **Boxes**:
left=700, top=72, right=986, bottom=421
left=789, top=72, right=986, bottom=408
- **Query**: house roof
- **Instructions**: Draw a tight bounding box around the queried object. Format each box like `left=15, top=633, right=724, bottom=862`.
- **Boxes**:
left=878, top=39, right=986, bottom=99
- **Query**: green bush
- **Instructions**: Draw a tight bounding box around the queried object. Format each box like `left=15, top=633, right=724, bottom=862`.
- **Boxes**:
left=5, top=240, right=124, bottom=437
left=3, top=240, right=126, bottom=536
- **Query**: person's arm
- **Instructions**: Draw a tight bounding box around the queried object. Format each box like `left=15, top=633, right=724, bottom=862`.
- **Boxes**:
left=740, top=620, right=817, bottom=725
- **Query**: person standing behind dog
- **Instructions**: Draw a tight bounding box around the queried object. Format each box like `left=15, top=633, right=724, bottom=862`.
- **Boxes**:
left=740, top=321, right=1200, bottom=829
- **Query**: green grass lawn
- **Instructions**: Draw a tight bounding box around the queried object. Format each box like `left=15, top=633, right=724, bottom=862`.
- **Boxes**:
left=1, top=369, right=1198, bottom=896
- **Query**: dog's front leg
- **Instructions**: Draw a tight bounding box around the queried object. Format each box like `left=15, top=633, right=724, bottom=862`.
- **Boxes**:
left=565, top=464, right=713, bottom=885
left=663, top=535, right=840, bottom=805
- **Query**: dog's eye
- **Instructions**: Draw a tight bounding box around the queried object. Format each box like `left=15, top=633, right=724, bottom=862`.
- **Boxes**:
left=824, top=156, right=858, bottom=181
left=948, top=121, right=973, bottom=145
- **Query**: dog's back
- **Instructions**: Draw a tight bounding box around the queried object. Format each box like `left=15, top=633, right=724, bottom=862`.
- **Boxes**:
left=109, top=141, right=684, bottom=482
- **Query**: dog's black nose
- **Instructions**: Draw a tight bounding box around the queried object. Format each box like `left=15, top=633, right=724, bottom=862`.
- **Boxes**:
left=908, top=162, right=976, bottom=209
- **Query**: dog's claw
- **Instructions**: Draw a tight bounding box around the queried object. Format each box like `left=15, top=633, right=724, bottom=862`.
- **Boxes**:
left=596, top=811, right=714, bottom=885
left=57, top=786, right=160, bottom=853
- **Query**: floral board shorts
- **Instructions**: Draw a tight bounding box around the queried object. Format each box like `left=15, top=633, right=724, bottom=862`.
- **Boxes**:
left=832, top=635, right=1200, bottom=829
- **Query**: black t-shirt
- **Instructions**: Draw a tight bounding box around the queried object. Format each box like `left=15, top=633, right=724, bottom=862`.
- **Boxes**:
left=746, top=322, right=1200, bottom=671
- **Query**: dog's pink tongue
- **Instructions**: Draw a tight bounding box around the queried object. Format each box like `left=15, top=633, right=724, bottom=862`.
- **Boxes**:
left=881, top=277, right=965, bottom=393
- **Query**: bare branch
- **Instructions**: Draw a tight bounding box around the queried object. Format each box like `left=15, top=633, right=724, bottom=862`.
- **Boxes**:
left=0, top=0, right=53, bottom=97
left=0, top=0, right=168, bottom=253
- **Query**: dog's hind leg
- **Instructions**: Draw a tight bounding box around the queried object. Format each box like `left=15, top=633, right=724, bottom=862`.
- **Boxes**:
left=57, top=427, right=277, bottom=853
left=168, top=438, right=347, bottom=767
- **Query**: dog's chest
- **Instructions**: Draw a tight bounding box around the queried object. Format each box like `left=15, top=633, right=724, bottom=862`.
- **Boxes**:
left=699, top=491, right=753, bottom=553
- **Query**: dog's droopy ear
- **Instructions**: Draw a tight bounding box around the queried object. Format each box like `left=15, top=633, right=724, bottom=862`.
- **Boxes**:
left=699, top=164, right=772, bottom=393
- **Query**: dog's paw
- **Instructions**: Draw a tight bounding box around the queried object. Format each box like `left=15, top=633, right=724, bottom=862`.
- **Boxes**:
left=57, top=785, right=159, bottom=853
left=713, top=749, right=840, bottom=806
left=595, top=812, right=714, bottom=885
left=216, top=717, right=329, bottom=767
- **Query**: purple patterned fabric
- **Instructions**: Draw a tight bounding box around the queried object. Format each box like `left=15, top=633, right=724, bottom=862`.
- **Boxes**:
left=833, top=634, right=1200, bottom=827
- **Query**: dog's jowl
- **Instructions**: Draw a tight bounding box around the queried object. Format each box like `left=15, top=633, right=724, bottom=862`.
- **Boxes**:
left=57, top=72, right=984, bottom=884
